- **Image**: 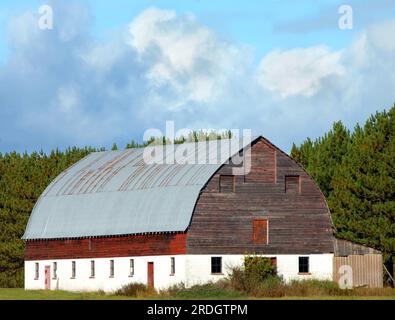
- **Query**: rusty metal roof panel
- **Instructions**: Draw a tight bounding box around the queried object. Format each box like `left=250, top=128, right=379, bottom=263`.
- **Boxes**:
left=23, top=138, right=256, bottom=240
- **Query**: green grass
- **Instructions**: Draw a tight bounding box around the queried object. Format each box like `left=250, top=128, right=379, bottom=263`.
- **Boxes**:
left=1, top=288, right=394, bottom=300
left=0, top=288, right=125, bottom=300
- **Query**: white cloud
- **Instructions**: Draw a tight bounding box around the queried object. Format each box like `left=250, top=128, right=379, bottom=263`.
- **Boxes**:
left=128, top=7, right=248, bottom=107
left=6, top=12, right=39, bottom=49
left=0, top=2, right=394, bottom=154
left=257, top=45, right=345, bottom=98
left=57, top=86, right=79, bottom=113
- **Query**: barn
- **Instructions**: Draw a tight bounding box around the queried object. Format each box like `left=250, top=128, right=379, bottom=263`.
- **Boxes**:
left=22, top=136, right=381, bottom=291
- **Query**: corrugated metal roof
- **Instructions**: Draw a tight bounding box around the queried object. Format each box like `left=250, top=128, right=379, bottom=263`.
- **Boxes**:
left=23, top=137, right=257, bottom=240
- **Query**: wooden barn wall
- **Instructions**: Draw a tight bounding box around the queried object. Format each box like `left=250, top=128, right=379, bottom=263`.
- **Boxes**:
left=25, top=233, right=187, bottom=261
left=333, top=254, right=383, bottom=288
left=187, top=138, right=335, bottom=255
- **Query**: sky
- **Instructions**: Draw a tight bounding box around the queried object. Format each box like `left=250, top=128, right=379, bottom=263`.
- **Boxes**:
left=0, top=0, right=394, bottom=153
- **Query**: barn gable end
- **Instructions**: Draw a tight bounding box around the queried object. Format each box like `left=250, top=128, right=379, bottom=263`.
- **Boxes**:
left=187, top=138, right=335, bottom=255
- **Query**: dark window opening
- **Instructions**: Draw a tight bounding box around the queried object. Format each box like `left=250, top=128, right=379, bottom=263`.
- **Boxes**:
left=53, top=262, right=57, bottom=279
left=285, top=175, right=300, bottom=194
left=110, top=260, right=114, bottom=278
left=34, top=263, right=39, bottom=280
left=211, top=257, right=222, bottom=274
left=170, top=257, right=175, bottom=275
left=129, top=259, right=134, bottom=277
left=219, top=175, right=235, bottom=193
left=299, top=257, right=309, bottom=274
left=90, top=260, right=95, bottom=278
left=71, top=261, right=76, bottom=279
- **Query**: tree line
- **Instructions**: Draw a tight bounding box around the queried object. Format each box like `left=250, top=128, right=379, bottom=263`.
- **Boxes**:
left=291, top=105, right=395, bottom=271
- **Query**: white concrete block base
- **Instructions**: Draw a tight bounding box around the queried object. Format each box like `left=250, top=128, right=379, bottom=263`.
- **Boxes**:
left=25, top=254, right=334, bottom=292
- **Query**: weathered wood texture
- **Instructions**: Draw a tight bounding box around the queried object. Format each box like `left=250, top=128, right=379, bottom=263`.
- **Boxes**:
left=187, top=138, right=335, bottom=255
left=253, top=219, right=268, bottom=245
left=25, top=233, right=186, bottom=261
left=334, top=239, right=381, bottom=256
left=333, top=254, right=383, bottom=288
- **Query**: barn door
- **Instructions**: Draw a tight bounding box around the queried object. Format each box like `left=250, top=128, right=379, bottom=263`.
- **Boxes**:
left=147, top=262, right=154, bottom=288
left=44, top=265, right=51, bottom=290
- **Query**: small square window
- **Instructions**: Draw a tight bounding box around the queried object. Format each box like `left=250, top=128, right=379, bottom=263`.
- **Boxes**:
left=299, top=257, right=309, bottom=274
left=285, top=176, right=300, bottom=194
left=211, top=257, right=222, bottom=274
left=219, top=175, right=235, bottom=193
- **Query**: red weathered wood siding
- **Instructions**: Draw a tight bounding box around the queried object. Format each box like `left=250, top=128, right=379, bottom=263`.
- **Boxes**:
left=253, top=219, right=268, bottom=245
left=245, top=141, right=276, bottom=183
left=186, top=138, right=335, bottom=255
left=285, top=175, right=300, bottom=194
left=25, top=233, right=186, bottom=261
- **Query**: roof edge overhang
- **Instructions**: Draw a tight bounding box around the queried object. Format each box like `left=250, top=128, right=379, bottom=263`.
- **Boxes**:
left=24, top=230, right=187, bottom=242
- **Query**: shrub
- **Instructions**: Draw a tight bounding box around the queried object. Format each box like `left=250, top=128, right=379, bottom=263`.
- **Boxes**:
left=159, top=281, right=245, bottom=299
left=284, top=279, right=343, bottom=296
left=227, top=256, right=281, bottom=294
left=249, top=275, right=287, bottom=298
left=115, top=283, right=156, bottom=297
left=244, top=256, right=276, bottom=281
left=227, top=266, right=284, bottom=294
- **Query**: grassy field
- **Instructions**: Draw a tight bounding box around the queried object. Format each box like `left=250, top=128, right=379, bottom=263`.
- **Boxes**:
left=1, top=288, right=395, bottom=300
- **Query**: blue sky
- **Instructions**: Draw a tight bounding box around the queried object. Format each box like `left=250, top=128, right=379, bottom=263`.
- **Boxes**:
left=0, top=0, right=364, bottom=61
left=0, top=0, right=395, bottom=153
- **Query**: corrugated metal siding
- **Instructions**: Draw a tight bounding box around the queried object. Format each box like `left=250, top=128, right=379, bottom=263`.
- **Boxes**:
left=333, top=254, right=383, bottom=288
left=23, top=138, right=256, bottom=240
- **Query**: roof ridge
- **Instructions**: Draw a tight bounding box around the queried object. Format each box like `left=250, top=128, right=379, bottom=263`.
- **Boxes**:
left=92, top=136, right=261, bottom=154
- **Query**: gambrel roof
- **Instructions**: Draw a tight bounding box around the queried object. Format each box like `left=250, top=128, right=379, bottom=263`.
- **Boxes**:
left=23, top=137, right=258, bottom=240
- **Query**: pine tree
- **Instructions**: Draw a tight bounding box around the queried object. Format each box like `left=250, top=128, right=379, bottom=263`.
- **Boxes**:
left=329, top=107, right=395, bottom=255
left=292, top=105, right=395, bottom=263
left=308, top=121, right=351, bottom=197
left=291, top=122, right=351, bottom=198
left=291, top=138, right=313, bottom=169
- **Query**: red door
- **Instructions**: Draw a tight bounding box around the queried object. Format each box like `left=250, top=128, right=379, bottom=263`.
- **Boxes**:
left=147, top=262, right=154, bottom=288
left=44, top=266, right=51, bottom=290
